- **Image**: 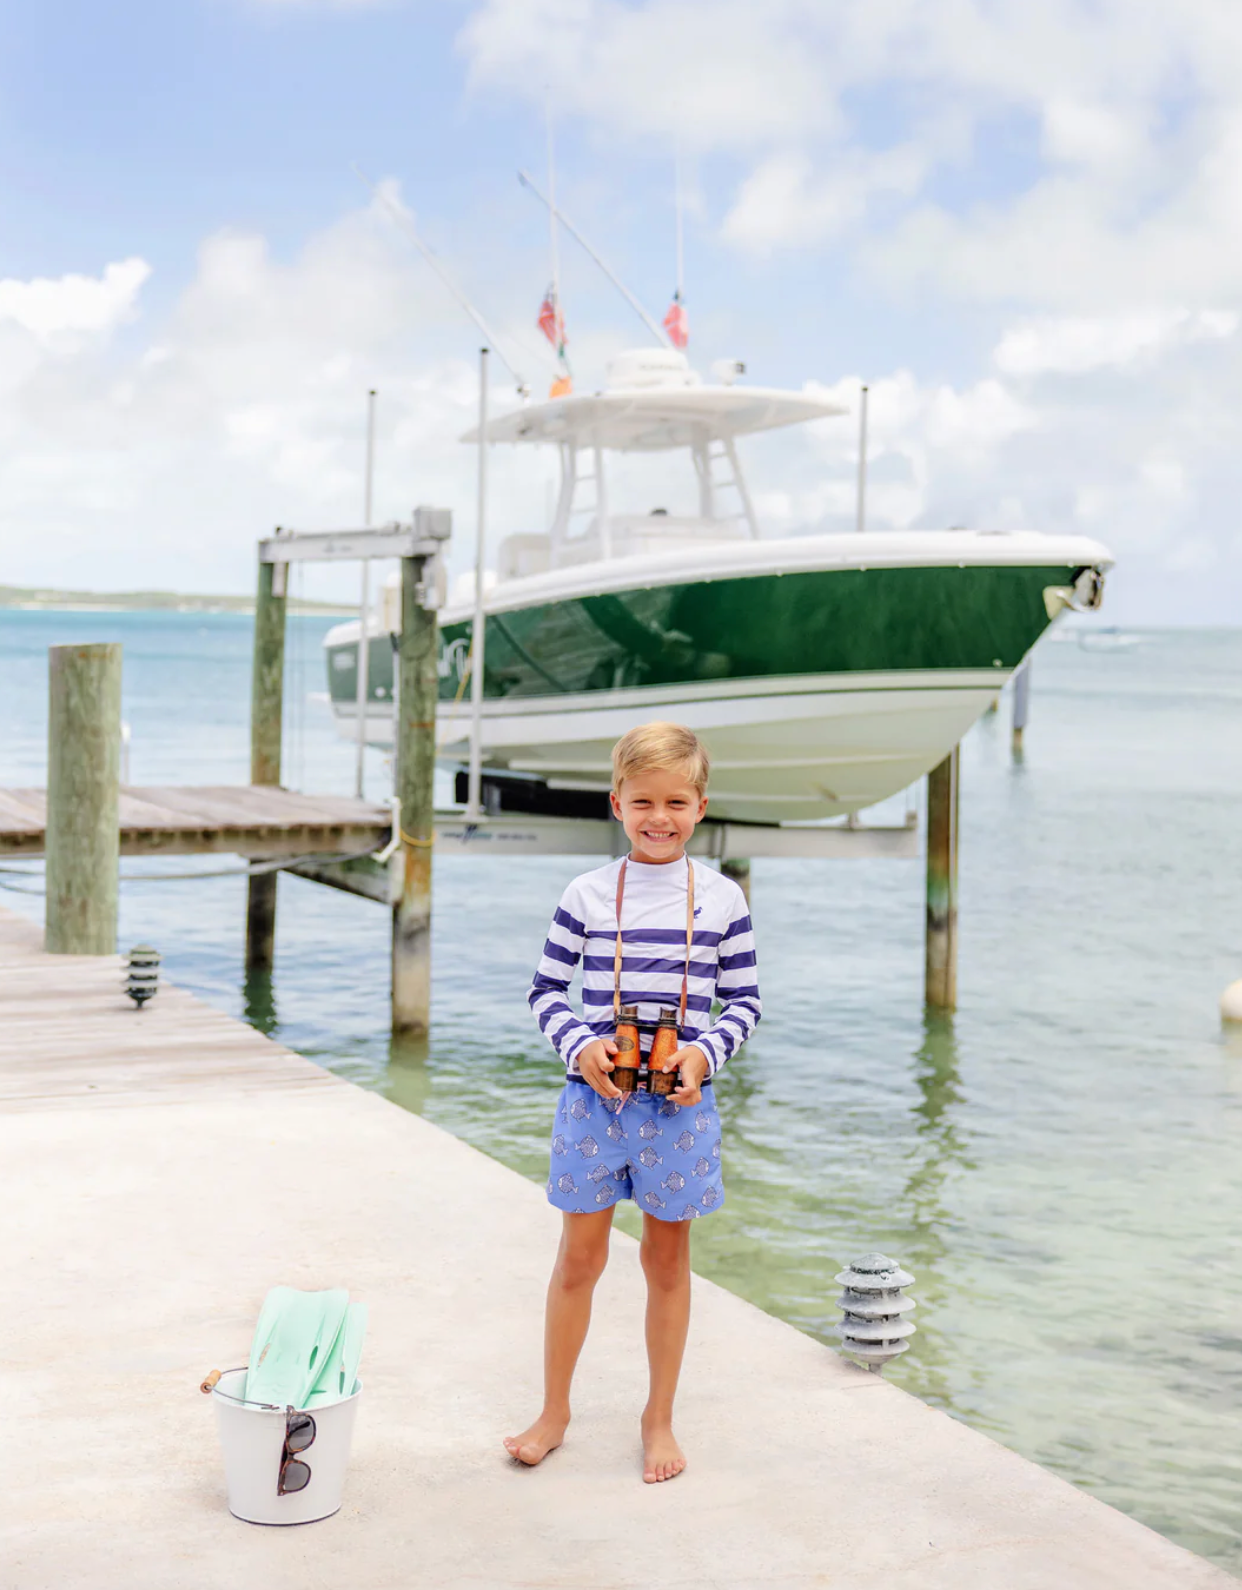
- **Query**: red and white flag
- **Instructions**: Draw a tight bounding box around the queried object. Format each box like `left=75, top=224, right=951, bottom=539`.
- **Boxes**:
left=663, top=291, right=688, bottom=350
left=537, top=287, right=566, bottom=354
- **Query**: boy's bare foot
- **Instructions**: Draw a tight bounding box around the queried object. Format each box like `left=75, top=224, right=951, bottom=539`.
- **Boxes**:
left=503, top=1412, right=568, bottom=1467
left=641, top=1417, right=686, bottom=1483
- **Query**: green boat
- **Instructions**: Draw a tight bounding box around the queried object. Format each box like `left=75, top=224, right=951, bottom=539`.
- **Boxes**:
left=325, top=348, right=1110, bottom=822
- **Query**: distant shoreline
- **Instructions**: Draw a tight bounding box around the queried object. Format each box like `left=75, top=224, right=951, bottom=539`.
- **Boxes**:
left=0, top=586, right=355, bottom=617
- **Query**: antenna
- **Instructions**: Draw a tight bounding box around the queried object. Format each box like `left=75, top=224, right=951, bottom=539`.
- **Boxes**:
left=545, top=97, right=563, bottom=366
left=675, top=143, right=684, bottom=305
left=517, top=170, right=672, bottom=348
left=352, top=163, right=534, bottom=396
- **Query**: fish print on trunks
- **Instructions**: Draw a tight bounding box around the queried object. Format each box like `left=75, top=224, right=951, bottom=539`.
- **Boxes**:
left=546, top=1084, right=724, bottom=1221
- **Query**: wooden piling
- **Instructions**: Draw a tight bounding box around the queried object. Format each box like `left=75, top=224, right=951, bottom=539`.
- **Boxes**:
left=1011, top=661, right=1031, bottom=759
left=45, top=643, right=123, bottom=955
left=392, top=551, right=439, bottom=1036
left=924, top=745, right=959, bottom=1010
left=246, top=557, right=287, bottom=973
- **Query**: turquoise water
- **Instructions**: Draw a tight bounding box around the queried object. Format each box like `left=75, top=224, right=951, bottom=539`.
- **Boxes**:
left=4, top=610, right=1242, bottom=1571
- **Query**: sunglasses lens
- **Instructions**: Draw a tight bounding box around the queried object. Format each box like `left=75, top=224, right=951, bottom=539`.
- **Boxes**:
left=285, top=1414, right=316, bottom=1454
left=279, top=1458, right=311, bottom=1495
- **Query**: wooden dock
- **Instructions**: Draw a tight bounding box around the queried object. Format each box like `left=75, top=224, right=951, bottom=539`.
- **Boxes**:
left=1, top=903, right=1235, bottom=1590
left=0, top=785, right=391, bottom=860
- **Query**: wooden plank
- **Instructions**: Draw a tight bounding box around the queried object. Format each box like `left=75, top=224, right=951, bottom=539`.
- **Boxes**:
left=0, top=789, right=46, bottom=831
left=286, top=854, right=392, bottom=904
left=0, top=908, right=341, bottom=1113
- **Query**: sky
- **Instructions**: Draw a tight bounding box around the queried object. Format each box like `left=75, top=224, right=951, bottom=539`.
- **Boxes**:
left=1, top=0, right=1240, bottom=621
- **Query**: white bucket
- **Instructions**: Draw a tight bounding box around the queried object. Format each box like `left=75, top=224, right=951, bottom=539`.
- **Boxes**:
left=211, top=1368, right=362, bottom=1526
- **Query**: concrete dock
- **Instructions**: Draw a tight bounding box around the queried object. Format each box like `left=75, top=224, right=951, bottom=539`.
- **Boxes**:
left=2, top=905, right=1235, bottom=1590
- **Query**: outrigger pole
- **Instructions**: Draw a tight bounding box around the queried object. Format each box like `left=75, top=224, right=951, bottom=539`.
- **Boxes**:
left=518, top=170, right=673, bottom=349
left=466, top=348, right=489, bottom=818
left=352, top=163, right=534, bottom=398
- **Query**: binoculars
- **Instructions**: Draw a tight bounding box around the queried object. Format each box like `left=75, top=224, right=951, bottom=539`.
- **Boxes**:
left=612, top=1005, right=681, bottom=1096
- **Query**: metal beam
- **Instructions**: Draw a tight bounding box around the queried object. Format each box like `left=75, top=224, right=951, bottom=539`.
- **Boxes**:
left=259, top=511, right=451, bottom=566
left=433, top=814, right=919, bottom=861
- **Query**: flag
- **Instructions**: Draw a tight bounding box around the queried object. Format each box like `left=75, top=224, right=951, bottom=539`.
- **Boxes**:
left=663, top=291, right=688, bottom=350
left=549, top=374, right=573, bottom=398
left=537, top=287, right=566, bottom=353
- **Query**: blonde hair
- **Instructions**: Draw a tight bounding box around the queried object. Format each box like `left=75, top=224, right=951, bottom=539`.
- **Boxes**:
left=611, top=721, right=710, bottom=795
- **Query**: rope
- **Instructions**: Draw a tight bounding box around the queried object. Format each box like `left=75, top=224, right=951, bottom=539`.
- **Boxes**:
left=435, top=644, right=475, bottom=752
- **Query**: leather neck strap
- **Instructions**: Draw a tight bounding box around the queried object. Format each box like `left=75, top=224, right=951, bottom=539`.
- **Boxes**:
left=613, top=856, right=695, bottom=1029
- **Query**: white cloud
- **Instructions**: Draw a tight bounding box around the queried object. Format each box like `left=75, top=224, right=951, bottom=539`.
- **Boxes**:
left=722, top=146, right=929, bottom=254
left=0, top=194, right=558, bottom=600
left=994, top=310, right=1239, bottom=375
left=460, top=0, right=837, bottom=150
left=0, top=258, right=151, bottom=346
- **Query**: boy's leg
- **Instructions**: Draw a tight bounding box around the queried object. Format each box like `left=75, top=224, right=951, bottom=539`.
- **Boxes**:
left=639, top=1212, right=692, bottom=1483
left=504, top=1207, right=615, bottom=1466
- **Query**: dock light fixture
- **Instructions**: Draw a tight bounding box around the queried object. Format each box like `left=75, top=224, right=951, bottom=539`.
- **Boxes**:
left=124, top=945, right=161, bottom=1009
left=835, top=1252, right=917, bottom=1373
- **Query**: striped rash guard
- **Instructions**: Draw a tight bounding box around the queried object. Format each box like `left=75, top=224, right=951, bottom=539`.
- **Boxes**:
left=529, top=856, right=761, bottom=1081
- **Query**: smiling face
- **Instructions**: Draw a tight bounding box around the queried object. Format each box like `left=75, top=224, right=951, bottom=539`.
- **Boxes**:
left=610, top=766, right=708, bottom=864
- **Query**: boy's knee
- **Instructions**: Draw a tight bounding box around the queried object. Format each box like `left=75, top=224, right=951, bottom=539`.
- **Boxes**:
left=556, top=1239, right=609, bottom=1291
left=640, top=1234, right=690, bottom=1290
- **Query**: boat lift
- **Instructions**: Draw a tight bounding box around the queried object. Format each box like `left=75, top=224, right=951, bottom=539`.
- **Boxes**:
left=250, top=517, right=950, bottom=1037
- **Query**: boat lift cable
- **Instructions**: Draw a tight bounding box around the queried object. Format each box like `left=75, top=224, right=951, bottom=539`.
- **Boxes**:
left=351, top=163, right=535, bottom=397
left=0, top=845, right=383, bottom=891
left=517, top=170, right=673, bottom=349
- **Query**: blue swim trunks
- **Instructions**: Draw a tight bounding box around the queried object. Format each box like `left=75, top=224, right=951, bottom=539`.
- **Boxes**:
left=546, top=1081, right=725, bottom=1222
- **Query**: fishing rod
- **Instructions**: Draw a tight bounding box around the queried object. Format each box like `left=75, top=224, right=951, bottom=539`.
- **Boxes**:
left=517, top=169, right=672, bottom=349
left=352, top=164, right=535, bottom=397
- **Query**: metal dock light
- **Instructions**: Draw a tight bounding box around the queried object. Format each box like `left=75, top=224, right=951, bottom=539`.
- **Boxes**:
left=835, top=1253, right=917, bottom=1372
left=124, top=945, right=161, bottom=1009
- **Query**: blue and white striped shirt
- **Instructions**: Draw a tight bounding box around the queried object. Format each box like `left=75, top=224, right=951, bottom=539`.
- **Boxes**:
left=529, top=856, right=761, bottom=1080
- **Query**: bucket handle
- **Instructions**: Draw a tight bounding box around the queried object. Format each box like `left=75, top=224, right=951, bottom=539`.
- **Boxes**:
left=199, top=1367, right=285, bottom=1411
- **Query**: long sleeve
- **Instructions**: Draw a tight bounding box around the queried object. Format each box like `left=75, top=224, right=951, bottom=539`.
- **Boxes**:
left=528, top=888, right=598, bottom=1069
left=691, top=893, right=761, bottom=1078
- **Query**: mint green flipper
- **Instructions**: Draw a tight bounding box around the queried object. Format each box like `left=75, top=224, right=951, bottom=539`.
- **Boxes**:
left=305, top=1301, right=367, bottom=1407
left=245, top=1287, right=350, bottom=1409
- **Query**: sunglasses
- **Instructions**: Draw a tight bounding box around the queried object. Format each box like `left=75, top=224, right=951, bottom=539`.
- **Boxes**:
left=278, top=1407, right=316, bottom=1495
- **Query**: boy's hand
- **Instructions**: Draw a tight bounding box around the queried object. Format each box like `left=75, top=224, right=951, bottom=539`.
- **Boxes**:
left=663, top=1045, right=710, bottom=1106
left=578, top=1037, right=623, bottom=1100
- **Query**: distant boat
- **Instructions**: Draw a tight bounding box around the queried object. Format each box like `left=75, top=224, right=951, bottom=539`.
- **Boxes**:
left=1077, top=628, right=1141, bottom=653
left=323, top=347, right=1113, bottom=822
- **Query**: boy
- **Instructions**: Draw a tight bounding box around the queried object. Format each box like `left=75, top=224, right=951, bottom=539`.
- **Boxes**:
left=504, top=722, right=761, bottom=1483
